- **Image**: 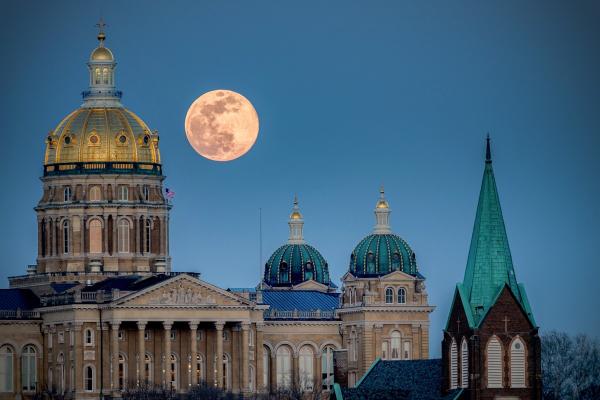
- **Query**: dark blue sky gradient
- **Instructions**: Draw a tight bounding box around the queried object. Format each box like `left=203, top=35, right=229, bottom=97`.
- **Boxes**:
left=1, top=1, right=599, bottom=356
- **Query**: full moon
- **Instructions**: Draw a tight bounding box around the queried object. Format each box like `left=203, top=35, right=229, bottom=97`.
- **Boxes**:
left=185, top=90, right=259, bottom=162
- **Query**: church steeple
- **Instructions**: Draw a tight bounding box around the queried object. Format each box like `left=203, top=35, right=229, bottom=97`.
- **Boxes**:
left=462, top=137, right=522, bottom=322
left=83, top=18, right=122, bottom=107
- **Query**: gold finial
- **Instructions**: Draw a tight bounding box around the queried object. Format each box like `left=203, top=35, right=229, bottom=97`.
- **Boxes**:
left=95, top=18, right=107, bottom=45
left=376, top=185, right=389, bottom=209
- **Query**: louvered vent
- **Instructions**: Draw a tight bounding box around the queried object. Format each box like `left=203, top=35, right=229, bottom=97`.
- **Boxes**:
left=450, top=338, right=458, bottom=389
left=487, top=336, right=503, bottom=388
left=461, top=338, right=469, bottom=388
left=510, top=338, right=526, bottom=388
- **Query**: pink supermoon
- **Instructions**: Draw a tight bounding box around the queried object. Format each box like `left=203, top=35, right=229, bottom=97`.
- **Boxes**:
left=185, top=90, right=259, bottom=161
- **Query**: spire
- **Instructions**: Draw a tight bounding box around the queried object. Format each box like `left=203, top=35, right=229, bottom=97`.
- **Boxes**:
left=486, top=133, right=492, bottom=163
left=462, top=138, right=522, bottom=323
left=373, top=186, right=392, bottom=234
left=288, top=195, right=305, bottom=244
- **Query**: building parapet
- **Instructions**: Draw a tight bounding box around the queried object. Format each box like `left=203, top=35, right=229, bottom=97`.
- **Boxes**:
left=264, top=308, right=337, bottom=320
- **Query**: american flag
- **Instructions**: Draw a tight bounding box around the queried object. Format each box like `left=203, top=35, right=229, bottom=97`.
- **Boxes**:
left=165, top=188, right=175, bottom=200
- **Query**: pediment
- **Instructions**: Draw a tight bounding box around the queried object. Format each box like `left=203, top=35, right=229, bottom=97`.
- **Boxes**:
left=114, top=274, right=252, bottom=307
left=379, top=270, right=417, bottom=281
left=293, top=279, right=328, bottom=292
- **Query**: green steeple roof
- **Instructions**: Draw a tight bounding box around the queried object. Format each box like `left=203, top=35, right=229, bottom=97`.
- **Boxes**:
left=455, top=137, right=536, bottom=328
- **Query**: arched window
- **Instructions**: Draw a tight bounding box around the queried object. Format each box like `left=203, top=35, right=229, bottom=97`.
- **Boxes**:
left=461, top=338, right=469, bottom=388
left=391, top=252, right=401, bottom=270
left=89, top=219, right=102, bottom=254
left=63, top=187, right=72, bottom=202
left=450, top=338, right=458, bottom=389
left=397, top=287, right=406, bottom=304
left=391, top=331, right=401, bottom=359
left=279, top=262, right=289, bottom=283
left=119, top=186, right=129, bottom=201
left=169, top=353, right=179, bottom=390
left=84, top=329, right=94, bottom=346
left=385, top=288, right=394, bottom=304
left=221, top=354, right=230, bottom=390
left=510, top=337, right=526, bottom=388
left=84, top=365, right=94, bottom=392
left=118, top=354, right=127, bottom=390
left=118, top=219, right=130, bottom=253
left=487, top=336, right=503, bottom=388
left=21, top=345, right=37, bottom=391
left=144, top=354, right=153, bottom=384
left=367, top=252, right=375, bottom=273
left=0, top=346, right=14, bottom=392
left=62, top=220, right=70, bottom=254
left=276, top=346, right=292, bottom=389
left=304, top=262, right=314, bottom=280
left=57, top=352, right=65, bottom=394
left=321, top=346, right=335, bottom=391
left=299, top=346, right=314, bottom=391
left=144, top=219, right=151, bottom=253
left=195, top=354, right=203, bottom=384
left=89, top=186, right=102, bottom=201
left=263, top=346, right=270, bottom=390
left=348, top=288, right=354, bottom=305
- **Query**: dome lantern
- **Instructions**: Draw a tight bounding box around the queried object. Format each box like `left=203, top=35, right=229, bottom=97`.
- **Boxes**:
left=373, top=186, right=392, bottom=234
left=287, top=195, right=305, bottom=244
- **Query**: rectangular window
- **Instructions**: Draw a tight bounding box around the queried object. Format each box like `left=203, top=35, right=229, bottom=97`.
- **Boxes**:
left=119, top=186, right=128, bottom=201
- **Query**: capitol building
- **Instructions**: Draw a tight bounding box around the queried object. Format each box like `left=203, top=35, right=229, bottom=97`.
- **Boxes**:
left=0, top=29, right=435, bottom=399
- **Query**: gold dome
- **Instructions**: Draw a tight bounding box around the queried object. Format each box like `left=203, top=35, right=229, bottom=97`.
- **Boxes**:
left=290, top=211, right=302, bottom=219
left=90, top=46, right=114, bottom=61
left=44, top=107, right=160, bottom=165
left=376, top=200, right=389, bottom=209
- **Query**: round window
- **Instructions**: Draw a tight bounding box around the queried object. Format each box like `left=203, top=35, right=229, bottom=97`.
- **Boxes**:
left=515, top=342, right=521, bottom=349
left=119, top=135, right=127, bottom=144
left=90, top=135, right=99, bottom=144
left=143, top=135, right=150, bottom=145
left=64, top=136, right=71, bottom=145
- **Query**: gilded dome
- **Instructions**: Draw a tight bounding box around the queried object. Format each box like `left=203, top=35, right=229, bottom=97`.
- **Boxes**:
left=44, top=107, right=160, bottom=166
left=90, top=46, right=114, bottom=61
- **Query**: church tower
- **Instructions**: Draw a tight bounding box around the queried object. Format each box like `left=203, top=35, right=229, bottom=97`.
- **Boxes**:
left=24, top=23, right=170, bottom=290
left=442, top=138, right=542, bottom=399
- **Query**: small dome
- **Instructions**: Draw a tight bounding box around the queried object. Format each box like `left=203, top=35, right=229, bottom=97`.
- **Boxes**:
left=290, top=211, right=302, bottom=220
left=44, top=107, right=160, bottom=166
left=264, top=243, right=331, bottom=287
left=90, top=46, right=114, bottom=61
left=349, top=233, right=417, bottom=277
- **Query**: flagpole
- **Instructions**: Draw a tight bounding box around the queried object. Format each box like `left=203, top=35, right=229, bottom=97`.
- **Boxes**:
left=258, top=207, right=262, bottom=290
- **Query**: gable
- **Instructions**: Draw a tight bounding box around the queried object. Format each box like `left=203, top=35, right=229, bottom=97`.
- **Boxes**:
left=380, top=270, right=416, bottom=281
left=445, top=285, right=475, bottom=331
left=294, top=279, right=329, bottom=291
left=113, top=274, right=252, bottom=307
left=478, top=285, right=535, bottom=332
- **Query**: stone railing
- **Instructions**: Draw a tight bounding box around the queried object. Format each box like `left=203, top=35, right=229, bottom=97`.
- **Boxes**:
left=264, top=308, right=336, bottom=320
left=0, top=309, right=41, bottom=319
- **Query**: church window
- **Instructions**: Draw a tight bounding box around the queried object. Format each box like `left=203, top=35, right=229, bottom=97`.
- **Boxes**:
left=263, top=346, right=270, bottom=390
left=397, top=287, right=406, bottom=304
left=63, top=186, right=72, bottom=202
left=144, top=218, right=151, bottom=253
left=118, top=219, right=130, bottom=253
left=510, top=337, right=526, bottom=388
left=486, top=336, right=503, bottom=388
left=169, top=354, right=179, bottom=390
left=385, top=287, right=394, bottom=304
left=391, top=331, right=401, bottom=360
left=322, top=346, right=334, bottom=391
left=195, top=354, right=203, bottom=383
left=279, top=262, right=289, bottom=283
left=450, top=338, right=458, bottom=389
left=461, top=338, right=469, bottom=388
left=0, top=346, right=14, bottom=392
left=89, top=219, right=102, bottom=254
left=119, top=185, right=128, bottom=201
left=299, top=346, right=314, bottom=391
left=144, top=354, right=153, bottom=384
left=21, top=345, right=36, bottom=391
left=392, top=252, right=401, bottom=270
left=84, top=328, right=94, bottom=346
left=276, top=345, right=292, bottom=389
left=89, top=186, right=102, bottom=201
left=403, top=341, right=411, bottom=360
left=62, top=220, right=70, bottom=254
left=118, top=354, right=127, bottom=390
left=84, top=365, right=94, bottom=391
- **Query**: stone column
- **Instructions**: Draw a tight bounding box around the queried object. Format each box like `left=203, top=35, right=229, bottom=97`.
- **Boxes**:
left=241, top=323, right=249, bottom=392
left=411, top=324, right=420, bottom=360
left=189, top=321, right=198, bottom=386
left=137, top=321, right=146, bottom=386
left=293, top=352, right=299, bottom=390
left=111, top=321, right=120, bottom=395
left=374, top=324, right=383, bottom=359
left=15, top=347, right=22, bottom=399
left=314, top=352, right=322, bottom=392
left=163, top=321, right=172, bottom=389
left=270, top=353, right=277, bottom=392
left=214, top=321, right=224, bottom=389
left=255, top=324, right=264, bottom=392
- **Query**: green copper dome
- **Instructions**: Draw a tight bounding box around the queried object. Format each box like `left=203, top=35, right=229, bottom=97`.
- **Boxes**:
left=349, top=233, right=417, bottom=277
left=264, top=243, right=331, bottom=287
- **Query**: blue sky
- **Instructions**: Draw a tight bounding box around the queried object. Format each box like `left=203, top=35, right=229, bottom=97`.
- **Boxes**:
left=1, top=1, right=599, bottom=356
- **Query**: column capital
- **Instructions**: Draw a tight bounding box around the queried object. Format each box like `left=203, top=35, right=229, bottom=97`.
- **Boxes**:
left=111, top=321, right=121, bottom=330
left=240, top=322, right=250, bottom=331
left=188, top=321, right=199, bottom=330
left=163, top=321, right=173, bottom=330
left=137, top=321, right=148, bottom=330
left=255, top=322, right=265, bottom=332
left=214, top=321, right=225, bottom=330
left=374, top=323, right=384, bottom=331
